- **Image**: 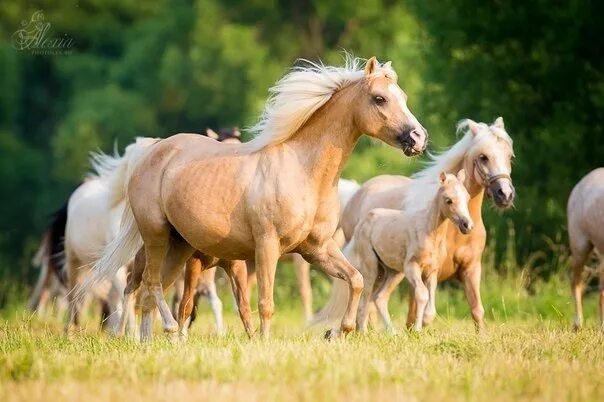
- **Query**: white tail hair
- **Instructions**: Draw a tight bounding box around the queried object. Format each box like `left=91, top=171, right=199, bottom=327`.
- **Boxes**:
left=309, top=240, right=356, bottom=326
left=73, top=137, right=160, bottom=302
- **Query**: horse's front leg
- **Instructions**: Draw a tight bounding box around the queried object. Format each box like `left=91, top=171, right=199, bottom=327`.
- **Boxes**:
left=302, top=238, right=364, bottom=339
left=461, top=262, right=485, bottom=332
left=255, top=239, right=281, bottom=339
left=404, top=261, right=429, bottom=331
left=293, top=253, right=313, bottom=323
left=224, top=259, right=255, bottom=337
left=422, top=271, right=438, bottom=326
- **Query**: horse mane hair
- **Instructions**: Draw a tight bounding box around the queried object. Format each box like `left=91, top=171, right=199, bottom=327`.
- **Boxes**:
left=247, top=53, right=395, bottom=151
left=402, top=119, right=514, bottom=213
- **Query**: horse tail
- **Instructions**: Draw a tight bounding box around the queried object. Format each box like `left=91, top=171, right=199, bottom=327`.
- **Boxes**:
left=309, top=241, right=356, bottom=327
left=73, top=137, right=159, bottom=302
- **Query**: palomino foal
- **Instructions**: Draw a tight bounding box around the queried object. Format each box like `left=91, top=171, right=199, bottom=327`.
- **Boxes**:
left=567, top=168, right=604, bottom=331
left=350, top=170, right=472, bottom=332
left=78, top=56, right=428, bottom=340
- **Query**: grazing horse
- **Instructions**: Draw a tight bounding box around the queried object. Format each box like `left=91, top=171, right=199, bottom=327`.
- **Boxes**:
left=314, top=118, right=514, bottom=331
left=64, top=138, right=158, bottom=334
left=77, top=55, right=428, bottom=340
left=567, top=168, right=604, bottom=331
left=347, top=170, right=473, bottom=332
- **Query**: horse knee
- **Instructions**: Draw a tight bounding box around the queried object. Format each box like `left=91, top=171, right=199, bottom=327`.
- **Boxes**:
left=349, top=270, right=364, bottom=296
left=259, top=299, right=274, bottom=320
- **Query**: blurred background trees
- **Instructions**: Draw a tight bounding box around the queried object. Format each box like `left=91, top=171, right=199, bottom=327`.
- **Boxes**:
left=0, top=0, right=602, bottom=285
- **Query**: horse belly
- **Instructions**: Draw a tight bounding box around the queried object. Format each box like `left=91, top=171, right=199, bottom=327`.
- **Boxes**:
left=163, top=160, right=256, bottom=260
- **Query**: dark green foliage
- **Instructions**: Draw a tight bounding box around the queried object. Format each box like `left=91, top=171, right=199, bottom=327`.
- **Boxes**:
left=0, top=0, right=601, bottom=288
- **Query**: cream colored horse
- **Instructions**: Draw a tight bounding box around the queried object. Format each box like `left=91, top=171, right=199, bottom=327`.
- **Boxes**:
left=77, top=55, right=428, bottom=340
left=314, top=118, right=514, bottom=331
left=567, top=168, right=604, bottom=331
left=349, top=170, right=472, bottom=332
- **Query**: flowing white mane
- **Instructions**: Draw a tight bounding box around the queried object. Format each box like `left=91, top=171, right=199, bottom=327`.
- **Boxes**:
left=402, top=119, right=513, bottom=212
left=247, top=55, right=392, bottom=151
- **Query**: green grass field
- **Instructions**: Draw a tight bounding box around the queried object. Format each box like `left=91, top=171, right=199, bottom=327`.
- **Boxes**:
left=1, top=270, right=603, bottom=402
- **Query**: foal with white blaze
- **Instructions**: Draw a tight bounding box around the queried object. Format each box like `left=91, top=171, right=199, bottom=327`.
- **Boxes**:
left=78, top=56, right=428, bottom=340
left=352, top=170, right=472, bottom=332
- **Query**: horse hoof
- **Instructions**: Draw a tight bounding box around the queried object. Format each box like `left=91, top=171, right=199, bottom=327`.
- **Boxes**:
left=324, top=329, right=339, bottom=341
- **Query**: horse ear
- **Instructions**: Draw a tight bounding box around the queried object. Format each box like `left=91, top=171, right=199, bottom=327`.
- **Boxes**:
left=439, top=171, right=447, bottom=185
left=494, top=116, right=505, bottom=129
left=365, top=57, right=379, bottom=75
left=383, top=61, right=392, bottom=69
left=467, top=120, right=482, bottom=136
left=206, top=128, right=219, bottom=140
left=232, top=127, right=241, bottom=137
left=457, top=169, right=466, bottom=184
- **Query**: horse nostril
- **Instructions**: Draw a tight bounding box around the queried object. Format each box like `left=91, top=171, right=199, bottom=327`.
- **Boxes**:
left=497, top=188, right=505, bottom=199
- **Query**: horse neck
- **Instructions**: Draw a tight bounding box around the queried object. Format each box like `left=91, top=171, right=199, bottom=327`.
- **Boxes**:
left=462, top=156, right=486, bottom=223
left=425, top=194, right=449, bottom=240
left=282, top=85, right=361, bottom=192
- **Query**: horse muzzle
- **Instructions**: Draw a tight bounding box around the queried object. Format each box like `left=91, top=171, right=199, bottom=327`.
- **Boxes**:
left=488, top=179, right=515, bottom=208
left=398, top=125, right=428, bottom=156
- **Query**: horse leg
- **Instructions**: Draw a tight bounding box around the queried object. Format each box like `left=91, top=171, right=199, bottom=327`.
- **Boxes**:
left=178, top=257, right=202, bottom=339
left=302, top=238, right=364, bottom=339
left=354, top=244, right=379, bottom=333
left=406, top=293, right=418, bottom=329
left=200, top=267, right=224, bottom=335
left=153, top=240, right=195, bottom=337
left=569, top=242, right=591, bottom=331
left=423, top=271, right=438, bottom=326
left=171, top=275, right=185, bottom=320
left=461, top=263, right=486, bottom=332
left=29, top=262, right=50, bottom=313
left=103, top=267, right=127, bottom=335
left=246, top=259, right=257, bottom=305
left=223, top=259, right=254, bottom=337
left=405, top=262, right=428, bottom=331
left=119, top=251, right=143, bottom=337
left=64, top=250, right=82, bottom=335
left=255, top=239, right=280, bottom=339
left=374, top=270, right=405, bottom=333
left=293, top=253, right=313, bottom=323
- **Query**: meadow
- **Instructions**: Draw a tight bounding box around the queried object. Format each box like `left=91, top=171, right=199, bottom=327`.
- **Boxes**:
left=2, top=261, right=603, bottom=402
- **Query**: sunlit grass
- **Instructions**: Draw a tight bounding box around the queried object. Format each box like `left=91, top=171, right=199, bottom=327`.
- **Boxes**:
left=1, top=270, right=603, bottom=402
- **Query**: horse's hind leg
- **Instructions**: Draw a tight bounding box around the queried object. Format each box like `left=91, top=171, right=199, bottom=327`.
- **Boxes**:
left=374, top=270, right=405, bottom=333
left=64, top=250, right=83, bottom=335
left=569, top=236, right=592, bottom=330
left=119, top=252, right=143, bottom=337
left=200, top=267, right=224, bottom=335
left=178, top=257, right=202, bottom=339
left=224, top=259, right=254, bottom=337
left=293, top=253, right=313, bottom=323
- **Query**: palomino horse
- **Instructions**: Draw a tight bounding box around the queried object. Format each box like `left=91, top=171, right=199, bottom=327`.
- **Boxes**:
left=347, top=170, right=472, bottom=332
left=314, top=118, right=514, bottom=331
left=567, top=168, right=604, bottom=331
left=77, top=55, right=428, bottom=340
left=64, top=138, right=158, bottom=334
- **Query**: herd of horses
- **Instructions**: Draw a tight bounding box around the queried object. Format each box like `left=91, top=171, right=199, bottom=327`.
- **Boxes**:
left=27, top=55, right=604, bottom=341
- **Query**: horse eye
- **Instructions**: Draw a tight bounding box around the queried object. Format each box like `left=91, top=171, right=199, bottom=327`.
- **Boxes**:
left=445, top=198, right=453, bottom=205
left=479, top=154, right=489, bottom=162
left=373, top=95, right=387, bottom=105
